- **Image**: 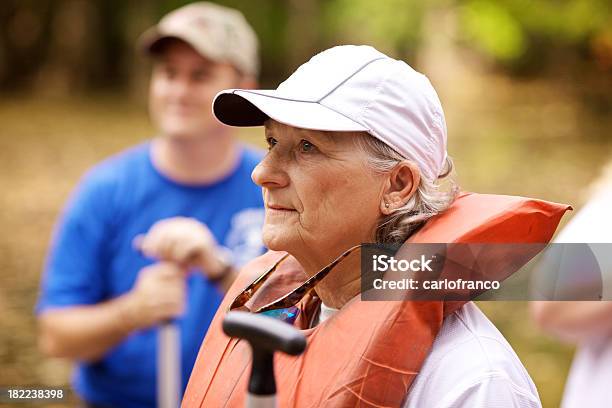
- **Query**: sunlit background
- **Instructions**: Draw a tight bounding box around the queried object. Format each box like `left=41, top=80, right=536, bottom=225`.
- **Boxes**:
left=1, top=1, right=611, bottom=407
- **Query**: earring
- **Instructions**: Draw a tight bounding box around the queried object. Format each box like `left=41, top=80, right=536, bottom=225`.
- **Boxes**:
left=384, top=203, right=390, bottom=208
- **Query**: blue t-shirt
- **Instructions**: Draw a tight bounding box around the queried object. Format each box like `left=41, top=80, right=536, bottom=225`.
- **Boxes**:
left=36, top=142, right=265, bottom=408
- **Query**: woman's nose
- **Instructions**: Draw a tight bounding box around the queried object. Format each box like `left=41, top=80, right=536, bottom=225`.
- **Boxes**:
left=252, top=155, right=289, bottom=189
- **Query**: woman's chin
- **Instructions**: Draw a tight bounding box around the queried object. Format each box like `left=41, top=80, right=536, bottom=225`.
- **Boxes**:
left=262, top=228, right=298, bottom=253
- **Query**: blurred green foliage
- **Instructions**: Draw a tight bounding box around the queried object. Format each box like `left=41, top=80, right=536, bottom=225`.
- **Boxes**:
left=323, top=0, right=426, bottom=59
left=458, top=0, right=612, bottom=69
left=1, top=0, right=611, bottom=91
left=460, top=0, right=527, bottom=61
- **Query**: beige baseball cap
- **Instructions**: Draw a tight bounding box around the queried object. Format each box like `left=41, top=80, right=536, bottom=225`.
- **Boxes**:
left=138, top=2, right=259, bottom=76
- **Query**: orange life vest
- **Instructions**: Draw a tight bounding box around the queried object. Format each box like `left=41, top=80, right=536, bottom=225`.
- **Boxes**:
left=182, top=192, right=571, bottom=407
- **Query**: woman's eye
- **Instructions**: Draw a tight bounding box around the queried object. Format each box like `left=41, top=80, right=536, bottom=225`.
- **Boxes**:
left=266, top=137, right=277, bottom=150
left=299, top=140, right=316, bottom=153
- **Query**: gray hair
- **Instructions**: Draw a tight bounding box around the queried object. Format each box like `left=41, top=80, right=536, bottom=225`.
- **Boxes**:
left=353, top=133, right=459, bottom=244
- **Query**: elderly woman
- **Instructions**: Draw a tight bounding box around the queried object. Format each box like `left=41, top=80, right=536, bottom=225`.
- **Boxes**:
left=181, top=45, right=568, bottom=407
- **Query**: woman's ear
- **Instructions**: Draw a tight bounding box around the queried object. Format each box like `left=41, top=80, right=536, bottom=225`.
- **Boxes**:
left=380, top=161, right=420, bottom=214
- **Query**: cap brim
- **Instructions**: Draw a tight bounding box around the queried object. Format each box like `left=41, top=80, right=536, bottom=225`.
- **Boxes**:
left=213, top=90, right=368, bottom=132
left=138, top=26, right=223, bottom=62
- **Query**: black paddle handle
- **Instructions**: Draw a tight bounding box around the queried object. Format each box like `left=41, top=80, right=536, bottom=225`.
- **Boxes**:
left=222, top=311, right=307, bottom=395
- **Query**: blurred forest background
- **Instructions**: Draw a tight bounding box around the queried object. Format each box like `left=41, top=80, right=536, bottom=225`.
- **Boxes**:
left=1, top=0, right=611, bottom=407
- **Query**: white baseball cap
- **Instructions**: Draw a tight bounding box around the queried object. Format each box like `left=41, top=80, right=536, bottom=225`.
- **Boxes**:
left=213, top=45, right=448, bottom=180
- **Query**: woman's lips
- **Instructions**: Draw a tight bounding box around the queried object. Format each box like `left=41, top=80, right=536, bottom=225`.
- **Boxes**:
left=266, top=204, right=296, bottom=212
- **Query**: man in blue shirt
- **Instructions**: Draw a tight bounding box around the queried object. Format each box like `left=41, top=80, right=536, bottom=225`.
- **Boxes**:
left=36, top=3, right=264, bottom=407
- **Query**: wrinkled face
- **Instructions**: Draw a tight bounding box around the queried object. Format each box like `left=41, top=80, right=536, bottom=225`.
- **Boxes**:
left=252, top=120, right=385, bottom=262
left=149, top=39, right=241, bottom=139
